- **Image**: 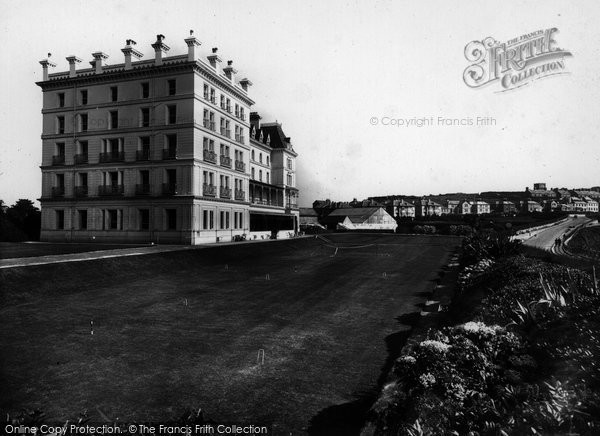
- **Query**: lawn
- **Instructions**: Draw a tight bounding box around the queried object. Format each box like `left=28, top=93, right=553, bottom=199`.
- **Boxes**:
left=0, top=234, right=459, bottom=435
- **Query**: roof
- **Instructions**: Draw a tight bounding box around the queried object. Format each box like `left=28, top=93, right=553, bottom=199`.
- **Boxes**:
left=393, top=199, right=415, bottom=207
left=327, top=207, right=382, bottom=218
left=299, top=207, right=318, bottom=217
left=252, top=121, right=297, bottom=155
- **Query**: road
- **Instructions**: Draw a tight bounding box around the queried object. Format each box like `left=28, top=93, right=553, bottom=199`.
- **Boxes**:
left=519, top=215, right=594, bottom=251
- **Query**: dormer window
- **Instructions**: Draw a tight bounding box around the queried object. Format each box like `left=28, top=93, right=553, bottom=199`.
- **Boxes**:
left=266, top=134, right=271, bottom=146
left=259, top=131, right=263, bottom=142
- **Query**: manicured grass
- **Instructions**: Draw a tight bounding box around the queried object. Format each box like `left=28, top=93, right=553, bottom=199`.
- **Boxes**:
left=0, top=234, right=459, bottom=434
left=0, top=242, right=149, bottom=259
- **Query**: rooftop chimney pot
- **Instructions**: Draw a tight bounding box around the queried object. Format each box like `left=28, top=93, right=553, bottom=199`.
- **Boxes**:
left=65, top=56, right=82, bottom=78
left=90, top=52, right=109, bottom=74
left=207, top=48, right=222, bottom=72
left=39, top=56, right=56, bottom=81
left=184, top=32, right=201, bottom=62
left=122, top=40, right=143, bottom=70
left=151, top=34, right=170, bottom=66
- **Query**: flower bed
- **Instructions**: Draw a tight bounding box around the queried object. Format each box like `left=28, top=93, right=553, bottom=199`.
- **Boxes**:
left=363, top=233, right=600, bottom=435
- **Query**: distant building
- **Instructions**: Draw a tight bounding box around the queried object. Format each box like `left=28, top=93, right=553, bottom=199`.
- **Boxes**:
left=444, top=200, right=460, bottom=215
left=521, top=200, right=543, bottom=213
left=322, top=207, right=397, bottom=231
left=494, top=200, right=517, bottom=214
left=393, top=199, right=415, bottom=218
left=299, top=207, right=319, bottom=226
left=526, top=185, right=556, bottom=199
left=457, top=200, right=472, bottom=215
left=415, top=199, right=442, bottom=217
left=533, top=182, right=547, bottom=190
left=470, top=200, right=491, bottom=215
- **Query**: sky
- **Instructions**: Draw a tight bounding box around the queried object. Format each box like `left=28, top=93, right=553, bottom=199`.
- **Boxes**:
left=1, top=0, right=599, bottom=207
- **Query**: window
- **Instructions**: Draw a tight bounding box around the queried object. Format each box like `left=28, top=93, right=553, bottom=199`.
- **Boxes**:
left=79, top=113, right=88, bottom=132
left=235, top=104, right=239, bottom=117
left=251, top=150, right=255, bottom=161
left=165, top=134, right=177, bottom=158
left=167, top=79, right=176, bottom=95
left=139, top=209, right=150, bottom=230
left=210, top=88, right=215, bottom=103
left=141, top=108, right=150, bottom=127
left=58, top=93, right=65, bottom=108
left=220, top=211, right=224, bottom=229
left=203, top=210, right=208, bottom=230
left=80, top=90, right=88, bottom=105
left=167, top=105, right=176, bottom=124
left=226, top=98, right=231, bottom=113
left=287, top=158, right=293, bottom=170
left=287, top=173, right=293, bottom=186
left=56, top=210, right=65, bottom=230
left=251, top=167, right=255, bottom=179
left=57, top=116, right=65, bottom=134
left=259, top=170, right=262, bottom=182
left=240, top=107, right=245, bottom=120
left=55, top=142, right=65, bottom=157
left=107, top=210, right=119, bottom=230
left=225, top=211, right=230, bottom=229
left=266, top=172, right=270, bottom=184
left=109, top=111, right=118, bottom=129
left=203, top=84, right=209, bottom=100
left=259, top=153, right=263, bottom=163
left=78, top=210, right=88, bottom=230
left=110, top=86, right=118, bottom=102
left=220, top=95, right=225, bottom=109
left=141, top=82, right=150, bottom=98
left=166, top=209, right=177, bottom=230
left=266, top=156, right=270, bottom=165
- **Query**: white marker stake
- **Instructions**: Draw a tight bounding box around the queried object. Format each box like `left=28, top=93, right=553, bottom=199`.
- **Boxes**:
left=90, top=320, right=94, bottom=335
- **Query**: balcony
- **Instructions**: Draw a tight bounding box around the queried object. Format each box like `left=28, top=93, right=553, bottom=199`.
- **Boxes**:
left=74, top=153, right=88, bottom=165
left=235, top=160, right=245, bottom=172
left=136, top=149, right=150, bottom=161
left=98, top=184, right=124, bottom=196
left=162, top=149, right=176, bottom=160
left=203, top=149, right=217, bottom=164
left=135, top=184, right=151, bottom=195
left=162, top=183, right=177, bottom=195
left=52, top=155, right=65, bottom=165
left=251, top=198, right=284, bottom=207
left=235, top=189, right=245, bottom=201
left=219, top=187, right=232, bottom=199
left=99, top=151, right=124, bottom=163
left=220, top=155, right=232, bottom=168
left=74, top=186, right=88, bottom=197
left=203, top=184, right=217, bottom=197
left=203, top=120, right=215, bottom=131
left=51, top=186, right=65, bottom=197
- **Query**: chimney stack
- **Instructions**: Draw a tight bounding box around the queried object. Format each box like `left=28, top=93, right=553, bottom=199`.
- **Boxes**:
left=90, top=52, right=109, bottom=74
left=250, top=112, right=261, bottom=131
left=223, top=60, right=237, bottom=83
left=121, top=39, right=143, bottom=70
left=66, top=56, right=82, bottom=78
left=39, top=53, right=56, bottom=81
left=239, top=78, right=253, bottom=92
left=207, top=47, right=222, bottom=72
left=151, top=34, right=170, bottom=66
left=184, top=30, right=201, bottom=62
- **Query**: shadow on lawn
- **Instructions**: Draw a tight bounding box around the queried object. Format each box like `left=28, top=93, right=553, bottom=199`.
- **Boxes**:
left=307, top=311, right=421, bottom=436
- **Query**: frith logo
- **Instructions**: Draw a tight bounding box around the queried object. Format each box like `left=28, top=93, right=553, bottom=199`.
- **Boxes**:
left=463, top=28, right=572, bottom=92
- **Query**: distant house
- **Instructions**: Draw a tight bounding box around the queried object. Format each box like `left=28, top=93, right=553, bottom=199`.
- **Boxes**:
left=444, top=200, right=460, bottom=215
left=543, top=200, right=559, bottom=212
left=521, top=200, right=543, bottom=213
left=299, top=207, right=320, bottom=226
left=415, top=199, right=443, bottom=217
left=573, top=190, right=600, bottom=200
left=457, top=200, right=472, bottom=215
left=526, top=186, right=556, bottom=199
left=494, top=200, right=517, bottom=214
left=470, top=201, right=491, bottom=215
left=393, top=199, right=416, bottom=218
left=586, top=199, right=599, bottom=213
left=322, top=207, right=397, bottom=231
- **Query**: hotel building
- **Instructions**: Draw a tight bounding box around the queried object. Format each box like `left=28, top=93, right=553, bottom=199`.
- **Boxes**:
left=37, top=33, right=299, bottom=244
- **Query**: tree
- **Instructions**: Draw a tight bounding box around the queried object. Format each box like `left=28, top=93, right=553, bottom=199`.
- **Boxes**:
left=1, top=199, right=41, bottom=241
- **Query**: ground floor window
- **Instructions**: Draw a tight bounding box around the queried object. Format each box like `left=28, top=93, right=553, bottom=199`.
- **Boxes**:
left=56, top=210, right=65, bottom=230
left=203, top=209, right=215, bottom=230
left=102, top=209, right=122, bottom=230
left=78, top=210, right=87, bottom=230
left=139, top=209, right=150, bottom=230
left=165, top=208, right=176, bottom=230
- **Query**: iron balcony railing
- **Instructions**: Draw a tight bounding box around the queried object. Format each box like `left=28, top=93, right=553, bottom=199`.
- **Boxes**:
left=99, top=151, right=124, bottom=163
left=162, top=183, right=177, bottom=195
left=235, top=160, right=245, bottom=172
left=135, top=184, right=151, bottom=195
left=74, top=186, right=88, bottom=197
left=136, top=149, right=150, bottom=161
left=203, top=149, right=217, bottom=164
left=52, top=155, right=65, bottom=165
left=235, top=189, right=245, bottom=201
left=52, top=186, right=65, bottom=197
left=220, top=187, right=232, bottom=199
left=220, top=155, right=232, bottom=167
left=203, top=184, right=217, bottom=197
left=203, top=120, right=215, bottom=131
left=74, top=153, right=88, bottom=165
left=98, top=184, right=124, bottom=196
